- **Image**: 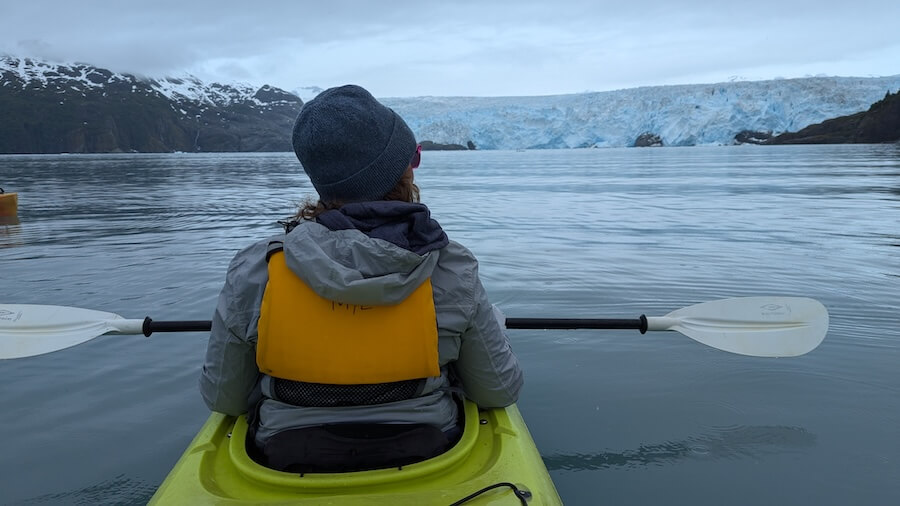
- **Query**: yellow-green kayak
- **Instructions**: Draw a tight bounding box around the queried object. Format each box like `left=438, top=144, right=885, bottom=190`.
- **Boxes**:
left=150, top=400, right=562, bottom=505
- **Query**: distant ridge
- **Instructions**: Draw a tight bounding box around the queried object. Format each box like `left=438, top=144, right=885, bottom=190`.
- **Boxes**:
left=2, top=55, right=899, bottom=153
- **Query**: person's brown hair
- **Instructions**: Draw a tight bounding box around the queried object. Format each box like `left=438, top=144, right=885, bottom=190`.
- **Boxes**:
left=295, top=167, right=420, bottom=220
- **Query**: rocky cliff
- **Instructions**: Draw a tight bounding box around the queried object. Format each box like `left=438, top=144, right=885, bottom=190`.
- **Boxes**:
left=766, top=90, right=900, bottom=144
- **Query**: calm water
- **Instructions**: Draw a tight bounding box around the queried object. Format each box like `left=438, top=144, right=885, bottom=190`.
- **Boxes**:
left=1, top=146, right=898, bottom=505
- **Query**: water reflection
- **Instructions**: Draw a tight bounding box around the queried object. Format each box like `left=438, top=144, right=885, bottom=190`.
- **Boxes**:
left=543, top=425, right=816, bottom=471
left=0, top=216, right=22, bottom=248
left=20, top=474, right=155, bottom=505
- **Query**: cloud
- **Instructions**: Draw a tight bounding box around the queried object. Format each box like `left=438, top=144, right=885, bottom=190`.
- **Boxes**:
left=2, top=0, right=898, bottom=96
left=16, top=39, right=56, bottom=56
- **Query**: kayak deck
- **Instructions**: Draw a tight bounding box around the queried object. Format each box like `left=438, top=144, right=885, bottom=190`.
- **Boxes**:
left=150, top=401, right=561, bottom=505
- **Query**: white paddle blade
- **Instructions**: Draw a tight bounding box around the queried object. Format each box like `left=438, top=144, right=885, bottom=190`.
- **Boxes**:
left=0, top=304, right=145, bottom=359
left=646, top=297, right=828, bottom=357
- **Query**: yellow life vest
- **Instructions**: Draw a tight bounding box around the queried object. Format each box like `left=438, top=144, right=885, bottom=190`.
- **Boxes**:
left=257, top=249, right=440, bottom=385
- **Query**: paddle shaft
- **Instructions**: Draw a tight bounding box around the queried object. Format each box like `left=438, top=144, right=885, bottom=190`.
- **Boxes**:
left=141, top=317, right=650, bottom=335
left=142, top=318, right=212, bottom=336
left=506, top=316, right=648, bottom=332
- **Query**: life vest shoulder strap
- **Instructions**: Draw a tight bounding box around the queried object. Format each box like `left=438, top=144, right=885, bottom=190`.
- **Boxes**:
left=265, top=240, right=284, bottom=262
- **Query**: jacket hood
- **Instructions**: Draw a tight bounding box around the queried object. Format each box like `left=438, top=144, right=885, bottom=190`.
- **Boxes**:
left=281, top=202, right=449, bottom=305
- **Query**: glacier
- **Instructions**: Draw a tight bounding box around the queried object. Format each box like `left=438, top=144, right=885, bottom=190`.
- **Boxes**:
left=380, top=77, right=900, bottom=149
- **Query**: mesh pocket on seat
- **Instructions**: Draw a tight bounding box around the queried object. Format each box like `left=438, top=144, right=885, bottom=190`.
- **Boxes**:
left=272, top=378, right=423, bottom=407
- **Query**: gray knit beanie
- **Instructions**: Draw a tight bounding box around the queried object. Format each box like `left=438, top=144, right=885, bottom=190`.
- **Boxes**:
left=291, top=85, right=417, bottom=203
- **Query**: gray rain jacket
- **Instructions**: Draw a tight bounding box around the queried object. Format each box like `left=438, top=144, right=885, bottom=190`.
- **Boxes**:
left=199, top=202, right=523, bottom=443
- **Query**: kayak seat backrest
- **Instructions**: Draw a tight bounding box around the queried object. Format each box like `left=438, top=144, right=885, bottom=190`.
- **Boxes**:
left=272, top=378, right=423, bottom=407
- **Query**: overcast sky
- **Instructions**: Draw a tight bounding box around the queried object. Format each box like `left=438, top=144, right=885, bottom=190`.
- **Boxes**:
left=3, top=1, right=899, bottom=97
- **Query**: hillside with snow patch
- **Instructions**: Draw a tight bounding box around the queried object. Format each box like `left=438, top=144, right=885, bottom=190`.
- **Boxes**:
left=0, top=56, right=301, bottom=153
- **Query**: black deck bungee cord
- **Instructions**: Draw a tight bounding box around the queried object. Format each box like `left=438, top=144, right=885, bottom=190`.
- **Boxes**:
left=448, top=481, right=531, bottom=505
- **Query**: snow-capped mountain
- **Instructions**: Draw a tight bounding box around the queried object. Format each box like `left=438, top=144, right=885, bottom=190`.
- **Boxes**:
left=0, top=56, right=302, bottom=153
left=2, top=56, right=300, bottom=109
left=382, top=76, right=900, bottom=149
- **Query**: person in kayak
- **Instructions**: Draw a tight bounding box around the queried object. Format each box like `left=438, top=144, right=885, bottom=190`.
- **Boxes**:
left=199, top=84, right=523, bottom=472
